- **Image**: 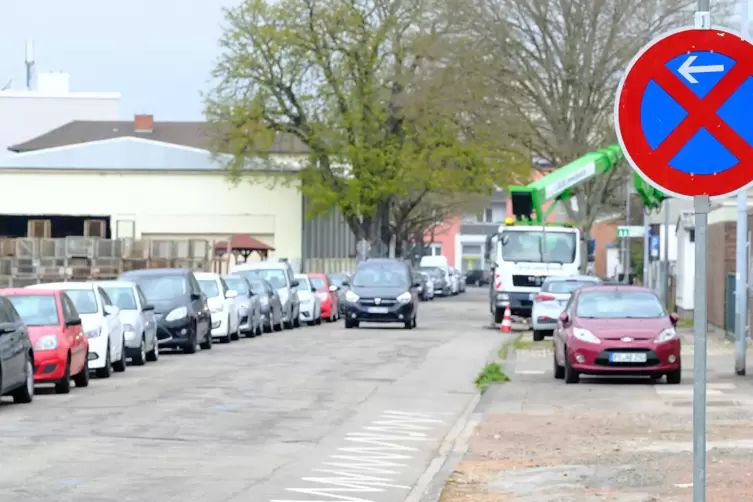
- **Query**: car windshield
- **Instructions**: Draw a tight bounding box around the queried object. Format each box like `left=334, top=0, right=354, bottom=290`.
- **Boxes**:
left=247, top=279, right=267, bottom=296
left=103, top=287, right=138, bottom=310
left=198, top=279, right=221, bottom=298
left=132, top=275, right=189, bottom=301
left=296, top=276, right=312, bottom=290
left=65, top=290, right=99, bottom=314
left=544, top=280, right=597, bottom=294
left=576, top=291, right=666, bottom=319
left=352, top=263, right=409, bottom=288
left=236, top=269, right=288, bottom=289
left=310, top=277, right=327, bottom=290
left=501, top=231, right=577, bottom=264
left=225, top=277, right=249, bottom=295
left=329, top=274, right=348, bottom=287
left=7, top=295, right=59, bottom=326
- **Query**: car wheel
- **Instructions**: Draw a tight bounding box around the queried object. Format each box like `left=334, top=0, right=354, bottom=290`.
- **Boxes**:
left=112, top=342, right=127, bottom=372
left=413, top=315, right=418, bottom=328
left=96, top=343, right=112, bottom=378
left=12, top=353, right=34, bottom=404
left=146, top=338, right=159, bottom=362
left=185, top=325, right=198, bottom=353
left=54, top=357, right=72, bottom=394
left=553, top=348, right=565, bottom=380
left=345, top=319, right=359, bottom=329
left=73, top=357, right=90, bottom=387
left=533, top=330, right=545, bottom=342
left=666, top=364, right=682, bottom=384
left=283, top=311, right=294, bottom=330
left=132, top=337, right=147, bottom=366
left=315, top=316, right=322, bottom=325
left=404, top=318, right=414, bottom=330
left=200, top=327, right=213, bottom=350
left=230, top=319, right=240, bottom=341
left=293, top=316, right=301, bottom=328
left=564, top=345, right=579, bottom=384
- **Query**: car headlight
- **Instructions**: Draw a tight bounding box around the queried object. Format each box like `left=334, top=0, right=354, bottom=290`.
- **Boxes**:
left=35, top=334, right=59, bottom=351
left=85, top=328, right=102, bottom=339
left=345, top=291, right=360, bottom=303
left=656, top=327, right=679, bottom=343
left=397, top=292, right=412, bottom=304
left=123, top=323, right=135, bottom=332
left=165, top=306, right=188, bottom=322
left=572, top=327, right=601, bottom=344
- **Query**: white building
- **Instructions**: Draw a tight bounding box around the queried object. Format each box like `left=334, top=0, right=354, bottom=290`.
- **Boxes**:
left=0, top=72, right=120, bottom=155
left=0, top=115, right=305, bottom=260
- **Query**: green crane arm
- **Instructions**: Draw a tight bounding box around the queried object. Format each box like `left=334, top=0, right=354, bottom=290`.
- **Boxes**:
left=509, top=145, right=665, bottom=224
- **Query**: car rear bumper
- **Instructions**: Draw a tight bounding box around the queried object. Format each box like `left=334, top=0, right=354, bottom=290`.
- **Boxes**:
left=568, top=339, right=681, bottom=374
left=495, top=292, right=534, bottom=317
left=345, top=302, right=415, bottom=323
left=34, top=348, right=69, bottom=381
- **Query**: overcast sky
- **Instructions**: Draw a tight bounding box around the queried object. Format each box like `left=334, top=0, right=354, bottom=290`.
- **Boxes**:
left=0, top=0, right=229, bottom=120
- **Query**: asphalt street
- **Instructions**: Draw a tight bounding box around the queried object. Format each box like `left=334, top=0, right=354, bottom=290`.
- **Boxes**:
left=0, top=288, right=498, bottom=502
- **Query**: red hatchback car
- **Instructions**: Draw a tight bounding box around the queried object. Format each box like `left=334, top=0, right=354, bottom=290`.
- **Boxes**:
left=1, top=289, right=89, bottom=393
left=307, top=273, right=340, bottom=322
left=553, top=285, right=681, bottom=384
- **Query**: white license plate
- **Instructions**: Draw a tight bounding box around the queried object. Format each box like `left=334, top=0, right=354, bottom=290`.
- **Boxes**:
left=367, top=307, right=389, bottom=314
left=609, top=352, right=647, bottom=363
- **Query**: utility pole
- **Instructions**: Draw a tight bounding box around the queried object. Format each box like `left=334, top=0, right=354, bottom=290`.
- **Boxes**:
left=662, top=199, right=671, bottom=306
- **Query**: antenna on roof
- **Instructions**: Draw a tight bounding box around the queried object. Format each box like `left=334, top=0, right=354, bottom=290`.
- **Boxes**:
left=24, top=40, right=35, bottom=90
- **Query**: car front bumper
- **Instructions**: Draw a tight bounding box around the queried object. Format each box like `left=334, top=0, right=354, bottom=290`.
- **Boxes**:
left=567, top=338, right=681, bottom=375
left=155, top=316, right=194, bottom=348
left=344, top=301, right=415, bottom=323
left=123, top=327, right=142, bottom=350
left=299, top=302, right=316, bottom=322
left=210, top=312, right=230, bottom=337
left=85, top=334, right=110, bottom=369
left=34, top=347, right=69, bottom=381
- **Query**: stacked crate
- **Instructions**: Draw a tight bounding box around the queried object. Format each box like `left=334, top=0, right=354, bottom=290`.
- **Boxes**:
left=174, top=239, right=212, bottom=271
left=93, top=239, right=122, bottom=278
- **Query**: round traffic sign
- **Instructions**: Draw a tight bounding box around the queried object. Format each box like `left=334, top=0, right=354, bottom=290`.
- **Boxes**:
left=615, top=27, right=753, bottom=200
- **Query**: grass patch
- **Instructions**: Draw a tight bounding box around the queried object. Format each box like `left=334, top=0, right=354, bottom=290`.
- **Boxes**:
left=513, top=336, right=537, bottom=351
left=475, top=362, right=510, bottom=393
left=678, top=319, right=693, bottom=328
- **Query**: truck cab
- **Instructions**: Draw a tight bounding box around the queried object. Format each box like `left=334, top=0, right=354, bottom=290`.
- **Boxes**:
left=485, top=220, right=581, bottom=323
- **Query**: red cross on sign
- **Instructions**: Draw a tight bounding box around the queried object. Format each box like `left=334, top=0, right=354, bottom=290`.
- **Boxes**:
left=615, top=27, right=753, bottom=200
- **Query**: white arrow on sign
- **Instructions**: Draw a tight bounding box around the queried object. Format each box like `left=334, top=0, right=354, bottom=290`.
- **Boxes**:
left=678, top=55, right=724, bottom=84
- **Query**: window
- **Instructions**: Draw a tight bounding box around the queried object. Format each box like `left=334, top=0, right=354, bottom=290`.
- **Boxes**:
left=296, top=276, right=312, bottom=290
left=134, top=275, right=190, bottom=301
left=352, top=262, right=410, bottom=288
left=198, top=279, right=221, bottom=298
left=66, top=290, right=99, bottom=314
left=462, top=244, right=482, bottom=256
left=61, top=294, right=77, bottom=321
left=7, top=295, right=59, bottom=326
left=501, top=231, right=577, bottom=264
left=576, top=291, right=665, bottom=319
left=485, top=208, right=493, bottom=223
left=689, top=229, right=695, bottom=243
left=310, top=277, right=327, bottom=291
left=429, top=243, right=443, bottom=256
left=103, top=287, right=138, bottom=310
left=225, top=277, right=249, bottom=295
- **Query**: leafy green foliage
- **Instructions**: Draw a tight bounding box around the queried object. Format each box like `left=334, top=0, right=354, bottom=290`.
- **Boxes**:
left=475, top=362, right=510, bottom=393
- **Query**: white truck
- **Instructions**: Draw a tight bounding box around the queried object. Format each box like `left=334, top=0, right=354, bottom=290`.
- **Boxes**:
left=485, top=222, right=582, bottom=323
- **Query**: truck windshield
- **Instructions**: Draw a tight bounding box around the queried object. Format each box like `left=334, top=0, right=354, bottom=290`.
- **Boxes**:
left=501, top=231, right=576, bottom=264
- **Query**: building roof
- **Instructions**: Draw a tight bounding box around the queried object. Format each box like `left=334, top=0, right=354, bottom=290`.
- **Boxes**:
left=214, top=235, right=275, bottom=254
left=8, top=118, right=309, bottom=154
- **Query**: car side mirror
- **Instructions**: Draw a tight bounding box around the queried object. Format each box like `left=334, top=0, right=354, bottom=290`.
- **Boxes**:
left=225, top=289, right=238, bottom=299
left=341, top=280, right=349, bottom=287
left=142, top=304, right=154, bottom=311
left=669, top=313, right=679, bottom=326
left=413, top=281, right=421, bottom=288
left=329, top=285, right=338, bottom=292
left=66, top=317, right=82, bottom=327
left=559, top=312, right=569, bottom=324
left=291, top=280, right=300, bottom=287
left=190, top=293, right=201, bottom=301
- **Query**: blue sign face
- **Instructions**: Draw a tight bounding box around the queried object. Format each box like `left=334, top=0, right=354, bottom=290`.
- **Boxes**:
left=650, top=235, right=660, bottom=251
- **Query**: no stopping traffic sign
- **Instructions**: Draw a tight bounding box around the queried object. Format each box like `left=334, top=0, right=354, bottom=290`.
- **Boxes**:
left=615, top=27, right=753, bottom=200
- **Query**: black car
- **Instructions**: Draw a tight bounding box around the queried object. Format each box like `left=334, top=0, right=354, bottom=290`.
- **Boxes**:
left=0, top=295, right=34, bottom=404
left=342, top=259, right=420, bottom=329
left=466, top=269, right=490, bottom=286
left=119, top=269, right=212, bottom=354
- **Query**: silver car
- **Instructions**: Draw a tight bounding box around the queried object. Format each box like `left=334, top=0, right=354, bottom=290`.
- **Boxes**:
left=531, top=275, right=602, bottom=341
left=223, top=275, right=263, bottom=337
left=232, top=261, right=300, bottom=329
left=98, top=280, right=159, bottom=365
left=245, top=277, right=284, bottom=332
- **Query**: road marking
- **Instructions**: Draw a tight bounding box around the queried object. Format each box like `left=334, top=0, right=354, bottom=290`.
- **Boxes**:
left=514, top=370, right=546, bottom=375
left=271, top=411, right=444, bottom=502
left=655, top=388, right=723, bottom=396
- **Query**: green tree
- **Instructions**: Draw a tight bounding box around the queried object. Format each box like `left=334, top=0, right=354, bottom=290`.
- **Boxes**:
left=205, top=0, right=523, bottom=247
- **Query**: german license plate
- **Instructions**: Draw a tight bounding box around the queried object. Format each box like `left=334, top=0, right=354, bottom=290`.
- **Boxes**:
left=609, top=352, right=647, bottom=363
left=367, top=307, right=389, bottom=314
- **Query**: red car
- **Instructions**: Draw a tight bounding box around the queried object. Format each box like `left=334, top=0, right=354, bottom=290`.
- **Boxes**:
left=553, top=285, right=681, bottom=384
left=307, top=273, right=340, bottom=322
left=1, top=288, right=90, bottom=393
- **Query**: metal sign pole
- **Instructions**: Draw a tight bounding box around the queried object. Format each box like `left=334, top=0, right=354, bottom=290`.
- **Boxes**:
left=643, top=211, right=650, bottom=286
left=662, top=199, right=671, bottom=305
left=625, top=183, right=631, bottom=283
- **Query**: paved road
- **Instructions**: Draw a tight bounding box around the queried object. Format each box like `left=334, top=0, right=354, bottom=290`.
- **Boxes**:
left=0, top=288, right=498, bottom=502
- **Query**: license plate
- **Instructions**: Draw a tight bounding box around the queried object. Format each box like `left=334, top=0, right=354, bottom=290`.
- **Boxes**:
left=367, top=307, right=389, bottom=314
left=609, top=352, right=647, bottom=363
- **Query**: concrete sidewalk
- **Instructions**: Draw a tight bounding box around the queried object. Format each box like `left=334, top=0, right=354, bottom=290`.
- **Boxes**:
left=437, top=328, right=753, bottom=501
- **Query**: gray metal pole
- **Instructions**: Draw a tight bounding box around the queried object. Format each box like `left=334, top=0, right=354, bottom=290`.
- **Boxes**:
left=643, top=210, right=650, bottom=286
left=693, top=195, right=709, bottom=502
left=625, top=183, right=631, bottom=283
left=662, top=199, right=671, bottom=305
left=735, top=0, right=750, bottom=377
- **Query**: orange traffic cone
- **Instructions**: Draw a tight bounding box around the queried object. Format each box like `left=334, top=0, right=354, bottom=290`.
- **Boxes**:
left=500, top=304, right=512, bottom=333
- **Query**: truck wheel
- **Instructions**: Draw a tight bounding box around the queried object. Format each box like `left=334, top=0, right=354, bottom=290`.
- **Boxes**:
left=494, top=308, right=503, bottom=324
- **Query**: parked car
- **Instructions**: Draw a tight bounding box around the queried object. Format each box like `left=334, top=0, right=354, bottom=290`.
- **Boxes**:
left=223, top=275, right=262, bottom=337
left=119, top=268, right=212, bottom=353
left=29, top=282, right=126, bottom=378
left=245, top=277, right=284, bottom=332
left=342, top=259, right=420, bottom=329
left=532, top=275, right=602, bottom=341
left=307, top=273, right=340, bottom=322
left=553, top=285, right=681, bottom=384
left=465, top=269, right=490, bottom=286
left=329, top=272, right=351, bottom=315
left=195, top=272, right=239, bottom=344
left=412, top=271, right=430, bottom=301
left=448, top=268, right=460, bottom=295
left=420, top=267, right=448, bottom=296
left=0, top=294, right=34, bottom=403
left=295, top=274, right=322, bottom=326
left=419, top=271, right=435, bottom=300
left=233, top=261, right=300, bottom=329
left=3, top=289, right=87, bottom=395
left=98, top=280, right=159, bottom=365
left=458, top=271, right=466, bottom=293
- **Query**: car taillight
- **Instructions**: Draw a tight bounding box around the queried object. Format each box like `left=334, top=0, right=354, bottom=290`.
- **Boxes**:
left=535, top=294, right=555, bottom=302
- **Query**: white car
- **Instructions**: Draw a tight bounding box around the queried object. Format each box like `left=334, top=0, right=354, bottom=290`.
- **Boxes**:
left=448, top=268, right=460, bottom=295
left=531, top=275, right=602, bottom=341
left=294, top=274, right=322, bottom=326
left=27, top=282, right=126, bottom=378
left=223, top=275, right=262, bottom=337
left=195, top=272, right=239, bottom=343
left=98, top=280, right=159, bottom=365
left=419, top=271, right=435, bottom=300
